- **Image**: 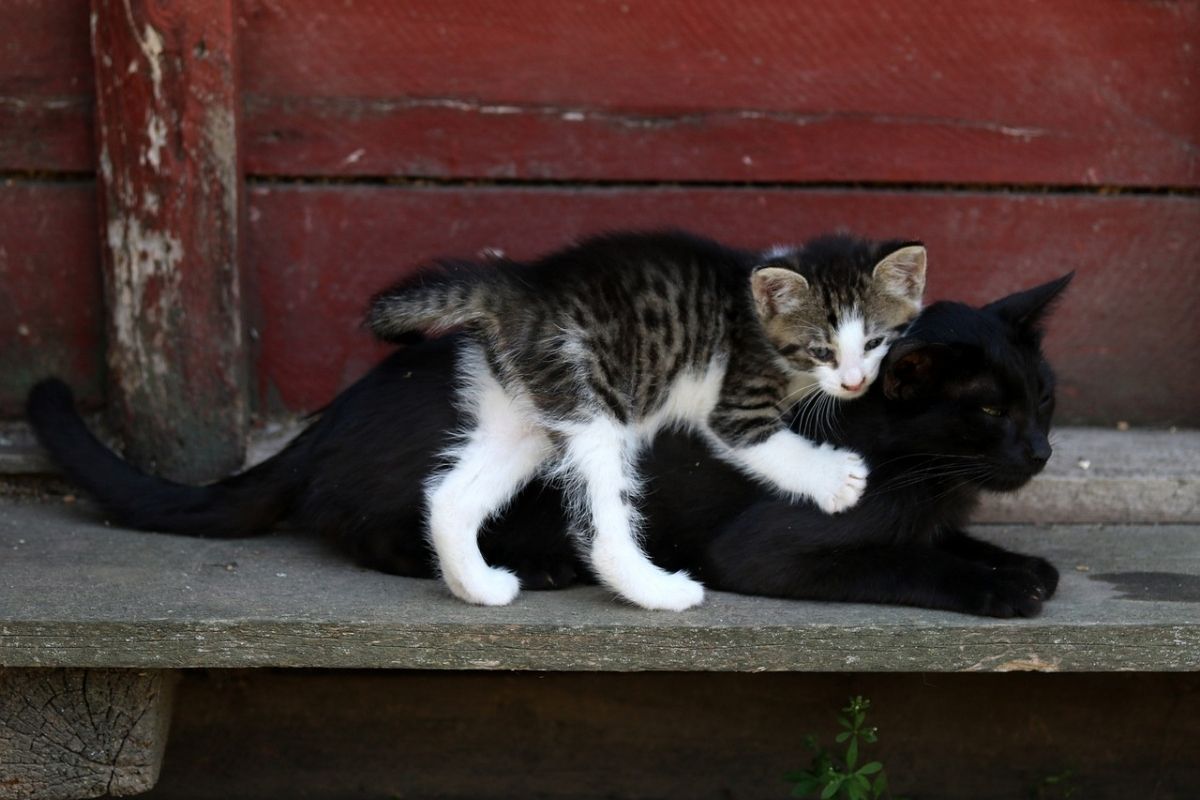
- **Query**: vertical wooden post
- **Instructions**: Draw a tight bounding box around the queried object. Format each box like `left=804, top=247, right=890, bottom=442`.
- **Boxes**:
left=89, top=0, right=247, bottom=482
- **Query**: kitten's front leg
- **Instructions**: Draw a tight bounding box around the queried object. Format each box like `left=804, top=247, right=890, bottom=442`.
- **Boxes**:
left=709, top=409, right=867, bottom=513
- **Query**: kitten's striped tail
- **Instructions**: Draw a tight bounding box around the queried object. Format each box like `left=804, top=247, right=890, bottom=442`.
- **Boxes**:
left=366, top=259, right=503, bottom=343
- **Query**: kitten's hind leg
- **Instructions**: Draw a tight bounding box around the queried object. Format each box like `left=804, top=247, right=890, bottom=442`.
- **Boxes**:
left=428, top=425, right=551, bottom=606
left=562, top=418, right=705, bottom=611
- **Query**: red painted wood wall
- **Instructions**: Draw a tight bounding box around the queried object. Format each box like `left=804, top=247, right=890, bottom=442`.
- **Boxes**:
left=3, top=1, right=1198, bottom=463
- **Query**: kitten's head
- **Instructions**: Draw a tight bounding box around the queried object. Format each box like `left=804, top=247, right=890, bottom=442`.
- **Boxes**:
left=751, top=236, right=926, bottom=400
left=877, top=273, right=1073, bottom=490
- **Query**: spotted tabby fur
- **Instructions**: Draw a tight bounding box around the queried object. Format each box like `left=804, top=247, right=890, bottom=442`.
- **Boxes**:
left=367, top=230, right=926, bottom=610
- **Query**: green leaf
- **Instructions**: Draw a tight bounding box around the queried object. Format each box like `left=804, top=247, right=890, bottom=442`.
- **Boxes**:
left=871, top=771, right=888, bottom=800
left=835, top=731, right=852, bottom=743
left=858, top=762, right=883, bottom=776
left=820, top=778, right=844, bottom=800
left=846, top=737, right=859, bottom=769
left=838, top=715, right=852, bottom=729
left=791, top=776, right=823, bottom=797
left=855, top=712, right=866, bottom=728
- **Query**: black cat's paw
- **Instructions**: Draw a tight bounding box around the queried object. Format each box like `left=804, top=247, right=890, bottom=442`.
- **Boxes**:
left=972, top=567, right=1047, bottom=618
left=1021, top=556, right=1060, bottom=599
left=514, top=561, right=578, bottom=591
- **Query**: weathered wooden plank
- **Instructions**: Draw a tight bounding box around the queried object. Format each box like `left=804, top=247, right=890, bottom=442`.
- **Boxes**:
left=246, top=186, right=1200, bottom=425
left=90, top=0, right=248, bottom=481
left=5, top=1, right=1197, bottom=185
left=153, top=672, right=1200, bottom=799
left=0, top=0, right=93, bottom=172
left=1, top=503, right=1197, bottom=672
left=0, top=668, right=175, bottom=799
left=0, top=182, right=104, bottom=416
left=238, top=0, right=1199, bottom=185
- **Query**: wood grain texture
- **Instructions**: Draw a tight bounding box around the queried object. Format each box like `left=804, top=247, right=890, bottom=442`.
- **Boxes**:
left=0, top=182, right=104, bottom=416
left=149, top=672, right=1200, bottom=799
left=236, top=0, right=1200, bottom=184
left=1, top=504, right=1198, bottom=672
left=0, top=668, right=175, bottom=799
left=247, top=185, right=1200, bottom=425
left=0, top=0, right=93, bottom=172
left=3, top=1, right=1197, bottom=185
left=90, top=0, right=249, bottom=482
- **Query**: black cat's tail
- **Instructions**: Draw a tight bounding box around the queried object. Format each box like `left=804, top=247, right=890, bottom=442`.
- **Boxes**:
left=26, top=378, right=308, bottom=538
left=365, top=258, right=507, bottom=344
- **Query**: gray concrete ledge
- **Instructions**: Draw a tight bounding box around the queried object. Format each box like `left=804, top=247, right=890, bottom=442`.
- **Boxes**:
left=1, top=501, right=1197, bottom=673
left=5, top=424, right=1197, bottom=524
left=975, top=426, right=1199, bottom=524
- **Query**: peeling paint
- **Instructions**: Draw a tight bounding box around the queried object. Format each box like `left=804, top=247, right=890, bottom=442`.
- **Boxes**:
left=144, top=113, right=167, bottom=170
left=121, top=0, right=165, bottom=102
left=259, top=95, right=1059, bottom=139
left=105, top=213, right=184, bottom=382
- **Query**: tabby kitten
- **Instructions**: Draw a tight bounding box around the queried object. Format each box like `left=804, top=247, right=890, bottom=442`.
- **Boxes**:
left=366, top=231, right=926, bottom=610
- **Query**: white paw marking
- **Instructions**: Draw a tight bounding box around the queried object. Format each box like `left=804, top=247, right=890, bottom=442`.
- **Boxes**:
left=614, top=570, right=706, bottom=612
left=807, top=444, right=868, bottom=514
left=443, top=565, right=521, bottom=606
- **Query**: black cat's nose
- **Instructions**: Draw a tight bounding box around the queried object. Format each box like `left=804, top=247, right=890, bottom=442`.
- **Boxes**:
left=1025, top=436, right=1052, bottom=467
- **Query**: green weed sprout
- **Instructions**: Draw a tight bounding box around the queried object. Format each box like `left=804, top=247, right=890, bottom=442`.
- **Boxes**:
left=785, top=696, right=893, bottom=800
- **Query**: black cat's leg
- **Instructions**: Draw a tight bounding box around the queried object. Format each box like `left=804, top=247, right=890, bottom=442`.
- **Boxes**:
left=707, top=399, right=867, bottom=514
left=937, top=528, right=1059, bottom=598
left=703, top=506, right=1046, bottom=618
left=345, top=517, right=437, bottom=579
left=478, top=481, right=581, bottom=591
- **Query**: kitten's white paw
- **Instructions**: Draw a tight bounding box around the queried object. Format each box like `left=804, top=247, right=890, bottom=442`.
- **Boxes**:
left=807, top=445, right=868, bottom=514
left=443, top=566, right=521, bottom=606
left=616, top=571, right=706, bottom=612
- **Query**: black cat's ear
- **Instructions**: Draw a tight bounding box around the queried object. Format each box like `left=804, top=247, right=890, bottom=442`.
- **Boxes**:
left=751, top=266, right=809, bottom=319
left=872, top=242, right=927, bottom=306
left=983, top=272, right=1073, bottom=333
left=882, top=339, right=955, bottom=401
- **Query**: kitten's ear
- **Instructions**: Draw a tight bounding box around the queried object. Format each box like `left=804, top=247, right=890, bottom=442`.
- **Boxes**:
left=751, top=266, right=809, bottom=319
left=983, top=272, right=1074, bottom=333
left=872, top=243, right=926, bottom=305
left=882, top=340, right=955, bottom=401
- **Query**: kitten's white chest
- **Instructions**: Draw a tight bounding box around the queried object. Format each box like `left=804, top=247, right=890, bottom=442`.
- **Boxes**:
left=636, top=357, right=727, bottom=440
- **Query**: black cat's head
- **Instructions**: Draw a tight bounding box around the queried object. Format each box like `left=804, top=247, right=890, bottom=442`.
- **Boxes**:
left=878, top=273, right=1073, bottom=491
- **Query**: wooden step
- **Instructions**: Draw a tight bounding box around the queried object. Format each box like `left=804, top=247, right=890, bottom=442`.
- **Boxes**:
left=1, top=500, right=1196, bottom=673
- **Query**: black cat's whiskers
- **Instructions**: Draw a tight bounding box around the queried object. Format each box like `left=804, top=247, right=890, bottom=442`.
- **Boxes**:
left=866, top=458, right=995, bottom=496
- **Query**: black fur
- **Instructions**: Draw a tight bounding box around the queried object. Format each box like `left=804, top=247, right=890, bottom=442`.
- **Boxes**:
left=27, top=276, right=1072, bottom=616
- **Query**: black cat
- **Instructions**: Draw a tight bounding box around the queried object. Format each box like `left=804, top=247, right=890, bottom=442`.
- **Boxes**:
left=27, top=275, right=1070, bottom=618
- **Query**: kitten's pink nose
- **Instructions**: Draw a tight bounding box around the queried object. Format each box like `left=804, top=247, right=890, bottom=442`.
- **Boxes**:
left=841, top=378, right=866, bottom=393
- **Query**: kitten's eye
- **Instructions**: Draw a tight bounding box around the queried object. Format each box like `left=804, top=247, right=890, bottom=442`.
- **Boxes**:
left=808, top=346, right=834, bottom=362
left=980, top=405, right=1005, bottom=417
left=864, top=336, right=885, bottom=351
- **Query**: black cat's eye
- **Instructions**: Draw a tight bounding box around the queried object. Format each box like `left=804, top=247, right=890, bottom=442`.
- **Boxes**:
left=808, top=346, right=834, bottom=362
left=864, top=336, right=885, bottom=351
left=980, top=405, right=1005, bottom=417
